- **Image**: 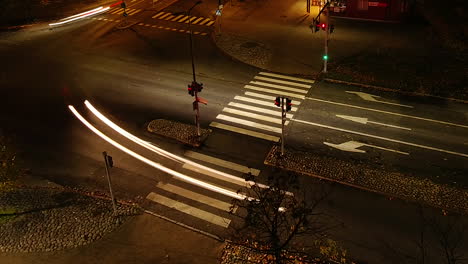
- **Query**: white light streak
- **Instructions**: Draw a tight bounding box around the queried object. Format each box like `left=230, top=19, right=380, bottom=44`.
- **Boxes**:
left=68, top=105, right=250, bottom=201
left=49, top=7, right=109, bottom=26
left=84, top=100, right=294, bottom=195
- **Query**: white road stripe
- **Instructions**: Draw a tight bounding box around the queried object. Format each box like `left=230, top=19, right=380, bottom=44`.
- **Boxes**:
left=185, top=151, right=261, bottom=176
left=152, top=12, right=165, bottom=19
left=250, top=81, right=308, bottom=93
left=178, top=16, right=189, bottom=23
left=164, top=15, right=175, bottom=20
left=216, top=114, right=282, bottom=133
left=259, top=72, right=315, bottom=84
left=209, top=122, right=280, bottom=142
left=244, top=85, right=305, bottom=99
left=205, top=21, right=215, bottom=26
left=186, top=17, right=198, bottom=23
left=292, top=118, right=468, bottom=158
left=244, top=92, right=301, bottom=105
left=183, top=164, right=251, bottom=190
left=306, top=97, right=468, bottom=129
left=156, top=183, right=232, bottom=211
left=146, top=192, right=231, bottom=228
left=228, top=102, right=294, bottom=118
left=222, top=107, right=290, bottom=125
left=234, top=96, right=298, bottom=111
left=192, top=17, right=204, bottom=24
left=199, top=18, right=211, bottom=25
left=128, top=9, right=141, bottom=15
left=158, top=13, right=171, bottom=19
left=254, top=76, right=311, bottom=88
left=171, top=14, right=184, bottom=21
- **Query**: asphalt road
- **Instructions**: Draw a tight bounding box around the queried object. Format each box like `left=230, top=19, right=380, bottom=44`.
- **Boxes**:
left=1, top=0, right=467, bottom=263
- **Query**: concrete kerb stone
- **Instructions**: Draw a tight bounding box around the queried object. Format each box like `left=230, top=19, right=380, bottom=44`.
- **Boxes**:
left=264, top=145, right=468, bottom=215
left=323, top=78, right=468, bottom=104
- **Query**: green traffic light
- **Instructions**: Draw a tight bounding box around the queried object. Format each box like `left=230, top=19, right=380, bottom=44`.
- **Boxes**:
left=323, top=55, right=328, bottom=60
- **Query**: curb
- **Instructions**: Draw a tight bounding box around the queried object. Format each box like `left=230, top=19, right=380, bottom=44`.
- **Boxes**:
left=143, top=209, right=225, bottom=242
left=323, top=78, right=468, bottom=104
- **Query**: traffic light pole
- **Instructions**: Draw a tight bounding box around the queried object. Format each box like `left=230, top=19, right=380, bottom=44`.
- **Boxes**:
left=188, top=1, right=202, bottom=137
left=323, top=0, right=329, bottom=73
left=281, top=97, right=285, bottom=156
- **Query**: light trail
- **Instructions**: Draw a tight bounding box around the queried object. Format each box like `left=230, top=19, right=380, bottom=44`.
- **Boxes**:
left=49, top=6, right=109, bottom=26
left=68, top=105, right=252, bottom=201
left=84, top=100, right=294, bottom=195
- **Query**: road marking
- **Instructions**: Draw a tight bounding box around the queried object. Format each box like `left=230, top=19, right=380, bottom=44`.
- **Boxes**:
left=185, top=151, right=261, bottom=176
left=306, top=97, right=468, bottom=129
left=336, top=115, right=412, bottom=130
left=209, top=122, right=280, bottom=142
left=254, top=76, right=311, bottom=88
left=199, top=18, right=211, bottom=25
left=146, top=192, right=231, bottom=228
left=171, top=14, right=184, bottom=21
left=292, top=118, right=468, bottom=158
left=186, top=17, right=198, bottom=23
left=244, top=92, right=301, bottom=105
left=138, top=22, right=144, bottom=25
left=183, top=163, right=251, bottom=190
left=324, top=141, right=409, bottom=155
left=145, top=24, right=151, bottom=27
left=346, top=91, right=413, bottom=108
left=244, top=85, right=305, bottom=99
left=192, top=17, right=204, bottom=24
left=234, top=96, right=298, bottom=111
left=158, top=13, right=171, bottom=20
left=216, top=114, right=282, bottom=133
left=164, top=15, right=175, bottom=20
left=249, top=81, right=308, bottom=94
left=258, top=72, right=315, bottom=84
left=127, top=9, right=141, bottom=15
left=178, top=16, right=190, bottom=23
left=156, top=183, right=232, bottom=211
left=222, top=107, right=290, bottom=125
left=228, top=102, right=294, bottom=118
left=205, top=21, right=215, bottom=26
left=152, top=11, right=166, bottom=19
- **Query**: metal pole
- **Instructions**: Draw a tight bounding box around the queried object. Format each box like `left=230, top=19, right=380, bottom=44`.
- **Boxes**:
left=102, top=152, right=117, bottom=216
left=281, top=97, right=285, bottom=156
left=323, top=0, right=329, bottom=73
left=188, top=1, right=202, bottom=137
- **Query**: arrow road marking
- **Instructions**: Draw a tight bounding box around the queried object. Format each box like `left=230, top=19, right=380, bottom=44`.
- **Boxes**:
left=305, top=97, right=468, bottom=129
left=346, top=91, right=413, bottom=108
left=291, top=118, right=468, bottom=158
left=324, top=141, right=409, bottom=155
left=336, top=115, right=412, bottom=130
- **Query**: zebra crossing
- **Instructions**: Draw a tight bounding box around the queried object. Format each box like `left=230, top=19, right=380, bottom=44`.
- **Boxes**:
left=210, top=72, right=314, bottom=142
left=108, top=7, right=142, bottom=16
left=146, top=151, right=259, bottom=228
left=152, top=11, right=215, bottom=26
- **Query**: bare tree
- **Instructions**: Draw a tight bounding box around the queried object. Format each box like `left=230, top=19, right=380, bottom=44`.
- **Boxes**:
left=229, top=170, right=336, bottom=264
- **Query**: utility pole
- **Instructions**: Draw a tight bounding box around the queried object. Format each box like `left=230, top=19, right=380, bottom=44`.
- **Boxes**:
left=102, top=151, right=117, bottom=216
left=281, top=97, right=285, bottom=156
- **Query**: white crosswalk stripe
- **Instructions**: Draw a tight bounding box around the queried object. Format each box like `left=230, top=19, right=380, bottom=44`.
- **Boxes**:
left=146, top=154, right=263, bottom=228
left=211, top=72, right=314, bottom=140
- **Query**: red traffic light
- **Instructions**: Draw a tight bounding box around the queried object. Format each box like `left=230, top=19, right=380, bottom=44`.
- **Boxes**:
left=321, top=23, right=326, bottom=30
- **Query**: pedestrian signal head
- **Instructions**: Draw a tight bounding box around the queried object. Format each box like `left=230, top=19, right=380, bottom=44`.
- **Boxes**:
left=274, top=96, right=281, bottom=107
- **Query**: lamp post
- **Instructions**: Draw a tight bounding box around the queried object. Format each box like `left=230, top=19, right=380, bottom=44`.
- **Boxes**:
left=188, top=0, right=202, bottom=137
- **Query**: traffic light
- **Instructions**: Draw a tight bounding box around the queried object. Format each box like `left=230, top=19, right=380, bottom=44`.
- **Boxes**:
left=286, top=98, right=292, bottom=112
left=120, top=1, right=126, bottom=8
left=196, top=82, right=203, bottom=93
left=323, top=54, right=328, bottom=60
left=188, top=83, right=194, bottom=96
left=330, top=24, right=335, bottom=33
left=321, top=23, right=326, bottom=31
left=314, top=20, right=320, bottom=33
left=274, top=96, right=280, bottom=107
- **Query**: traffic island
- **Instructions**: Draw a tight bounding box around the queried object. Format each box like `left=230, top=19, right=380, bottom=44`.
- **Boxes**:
left=264, top=145, right=468, bottom=215
left=147, top=119, right=211, bottom=147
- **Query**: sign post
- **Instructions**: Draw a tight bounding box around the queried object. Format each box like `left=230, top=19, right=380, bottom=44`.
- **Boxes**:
left=102, top=151, right=117, bottom=216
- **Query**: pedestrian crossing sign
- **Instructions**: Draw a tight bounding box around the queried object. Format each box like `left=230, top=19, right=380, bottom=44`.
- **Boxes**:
left=216, top=9, right=222, bottom=16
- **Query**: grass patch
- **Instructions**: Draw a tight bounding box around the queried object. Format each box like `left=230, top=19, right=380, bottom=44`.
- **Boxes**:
left=0, top=214, right=16, bottom=224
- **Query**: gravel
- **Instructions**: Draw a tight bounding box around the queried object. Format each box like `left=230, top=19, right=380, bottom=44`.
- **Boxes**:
left=147, top=119, right=211, bottom=147
left=0, top=187, right=140, bottom=253
left=264, top=145, right=468, bottom=215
